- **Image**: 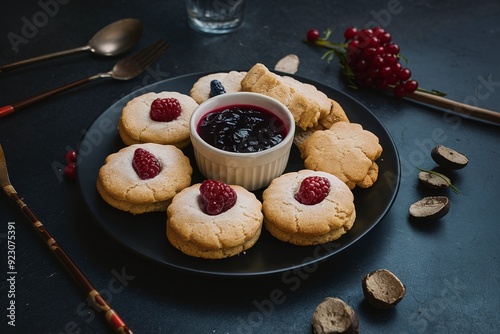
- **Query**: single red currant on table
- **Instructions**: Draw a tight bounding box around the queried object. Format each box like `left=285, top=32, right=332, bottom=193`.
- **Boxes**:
left=305, top=26, right=443, bottom=98
left=65, top=150, right=77, bottom=164
left=64, top=163, right=76, bottom=179
left=306, top=28, right=320, bottom=43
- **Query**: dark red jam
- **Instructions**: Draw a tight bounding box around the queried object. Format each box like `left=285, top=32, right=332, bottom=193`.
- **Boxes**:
left=197, top=104, right=288, bottom=153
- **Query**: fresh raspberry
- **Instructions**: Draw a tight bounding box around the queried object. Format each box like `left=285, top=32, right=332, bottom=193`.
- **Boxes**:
left=149, top=97, right=181, bottom=122
left=199, top=179, right=237, bottom=215
left=132, top=148, right=161, bottom=180
left=294, top=176, right=331, bottom=205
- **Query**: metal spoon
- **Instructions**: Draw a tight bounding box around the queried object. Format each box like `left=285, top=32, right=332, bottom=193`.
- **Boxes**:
left=0, top=18, right=143, bottom=72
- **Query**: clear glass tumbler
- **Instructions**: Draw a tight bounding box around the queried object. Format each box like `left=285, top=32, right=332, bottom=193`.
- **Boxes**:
left=186, top=0, right=245, bottom=34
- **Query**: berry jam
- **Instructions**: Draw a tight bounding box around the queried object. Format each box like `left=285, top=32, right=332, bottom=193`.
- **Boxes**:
left=197, top=105, right=288, bottom=153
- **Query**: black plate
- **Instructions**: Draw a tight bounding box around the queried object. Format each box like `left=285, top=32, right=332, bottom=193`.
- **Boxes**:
left=77, top=72, right=400, bottom=276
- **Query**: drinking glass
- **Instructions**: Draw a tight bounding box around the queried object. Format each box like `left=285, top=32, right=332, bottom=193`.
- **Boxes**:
left=186, top=0, right=245, bottom=34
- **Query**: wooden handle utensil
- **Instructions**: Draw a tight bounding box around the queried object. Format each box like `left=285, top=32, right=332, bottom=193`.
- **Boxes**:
left=405, top=90, right=500, bottom=125
left=0, top=144, right=133, bottom=334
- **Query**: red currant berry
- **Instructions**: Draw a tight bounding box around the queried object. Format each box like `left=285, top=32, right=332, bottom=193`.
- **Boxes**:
left=391, top=62, right=403, bottom=73
left=367, top=36, right=380, bottom=48
left=398, top=68, right=412, bottom=81
left=393, top=83, right=406, bottom=98
left=387, top=75, right=399, bottom=85
left=380, top=66, right=393, bottom=78
left=367, top=66, right=380, bottom=79
left=306, top=29, right=320, bottom=43
left=360, top=28, right=374, bottom=37
left=378, top=32, right=391, bottom=45
left=347, top=40, right=361, bottom=56
left=376, top=78, right=389, bottom=90
left=344, top=27, right=358, bottom=40
left=385, top=43, right=400, bottom=55
left=372, top=27, right=385, bottom=36
left=355, top=59, right=368, bottom=71
left=404, top=80, right=419, bottom=93
left=383, top=54, right=398, bottom=65
left=371, top=56, right=384, bottom=68
left=375, top=46, right=385, bottom=56
left=362, top=47, right=377, bottom=59
left=64, top=163, right=76, bottom=179
left=65, top=150, right=77, bottom=164
left=356, top=30, right=373, bottom=47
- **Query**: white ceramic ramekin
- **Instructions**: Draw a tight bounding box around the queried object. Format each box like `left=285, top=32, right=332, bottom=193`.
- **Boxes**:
left=189, top=92, right=295, bottom=191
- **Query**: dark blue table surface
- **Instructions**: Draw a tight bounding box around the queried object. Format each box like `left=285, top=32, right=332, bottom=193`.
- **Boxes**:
left=1, top=1, right=499, bottom=333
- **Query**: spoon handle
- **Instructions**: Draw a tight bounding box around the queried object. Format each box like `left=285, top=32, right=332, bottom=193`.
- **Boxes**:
left=0, top=75, right=99, bottom=117
left=0, top=45, right=91, bottom=72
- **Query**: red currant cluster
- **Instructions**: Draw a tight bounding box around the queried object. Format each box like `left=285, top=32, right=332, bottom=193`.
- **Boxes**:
left=343, top=27, right=418, bottom=97
left=64, top=150, right=77, bottom=179
left=306, top=27, right=419, bottom=97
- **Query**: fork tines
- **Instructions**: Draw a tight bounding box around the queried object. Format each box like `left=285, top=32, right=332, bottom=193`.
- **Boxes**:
left=130, top=39, right=171, bottom=70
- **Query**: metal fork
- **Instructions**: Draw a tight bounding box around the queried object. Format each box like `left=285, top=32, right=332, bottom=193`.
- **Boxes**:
left=0, top=39, right=170, bottom=118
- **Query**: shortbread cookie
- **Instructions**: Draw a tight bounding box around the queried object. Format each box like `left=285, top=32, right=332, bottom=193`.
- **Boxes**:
left=317, top=99, right=349, bottom=129
left=97, top=143, right=192, bottom=214
left=293, top=104, right=350, bottom=149
left=300, top=122, right=383, bottom=189
left=293, top=101, right=350, bottom=147
left=281, top=75, right=332, bottom=121
left=118, top=91, right=198, bottom=148
left=241, top=63, right=335, bottom=130
left=190, top=71, right=247, bottom=104
left=262, top=170, right=356, bottom=246
left=166, top=183, right=263, bottom=259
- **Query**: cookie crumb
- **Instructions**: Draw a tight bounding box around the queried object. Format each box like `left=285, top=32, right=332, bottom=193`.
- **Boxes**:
left=274, top=54, right=300, bottom=74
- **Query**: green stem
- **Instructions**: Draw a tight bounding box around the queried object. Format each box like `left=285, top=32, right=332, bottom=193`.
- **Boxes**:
left=312, top=39, right=347, bottom=52
left=416, top=87, right=447, bottom=97
left=416, top=167, right=460, bottom=194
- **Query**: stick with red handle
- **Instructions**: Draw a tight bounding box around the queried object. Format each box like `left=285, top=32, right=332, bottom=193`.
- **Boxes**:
left=0, top=144, right=133, bottom=334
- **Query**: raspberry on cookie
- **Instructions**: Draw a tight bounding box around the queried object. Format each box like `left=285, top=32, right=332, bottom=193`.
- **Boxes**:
left=118, top=91, right=198, bottom=148
left=166, top=180, right=263, bottom=259
left=262, top=170, right=356, bottom=246
left=96, top=143, right=192, bottom=214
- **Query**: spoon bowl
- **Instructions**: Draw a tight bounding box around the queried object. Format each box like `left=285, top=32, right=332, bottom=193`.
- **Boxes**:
left=88, top=18, right=144, bottom=56
left=0, top=18, right=144, bottom=72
